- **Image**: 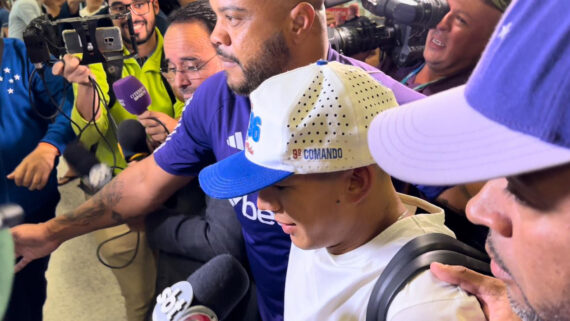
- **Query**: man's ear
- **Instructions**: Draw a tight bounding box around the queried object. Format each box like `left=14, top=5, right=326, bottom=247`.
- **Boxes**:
left=345, top=166, right=374, bottom=204
left=288, top=2, right=316, bottom=43
left=152, top=0, right=160, bottom=15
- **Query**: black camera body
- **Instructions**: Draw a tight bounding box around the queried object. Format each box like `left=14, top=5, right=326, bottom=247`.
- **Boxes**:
left=23, top=13, right=136, bottom=68
left=328, top=0, right=449, bottom=67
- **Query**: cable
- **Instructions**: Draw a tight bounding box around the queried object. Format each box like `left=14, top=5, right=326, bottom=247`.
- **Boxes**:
left=96, top=229, right=141, bottom=269
left=38, top=68, right=83, bottom=133
left=148, top=116, right=170, bottom=135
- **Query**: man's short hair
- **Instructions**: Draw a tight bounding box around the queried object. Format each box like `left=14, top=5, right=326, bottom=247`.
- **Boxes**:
left=168, top=0, right=216, bottom=32
left=481, top=0, right=511, bottom=12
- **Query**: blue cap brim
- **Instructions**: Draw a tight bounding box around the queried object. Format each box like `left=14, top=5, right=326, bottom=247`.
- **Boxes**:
left=198, top=152, right=294, bottom=199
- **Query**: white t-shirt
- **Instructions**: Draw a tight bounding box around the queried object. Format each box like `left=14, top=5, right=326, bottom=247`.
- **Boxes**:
left=8, top=0, right=41, bottom=40
left=284, top=194, right=485, bottom=321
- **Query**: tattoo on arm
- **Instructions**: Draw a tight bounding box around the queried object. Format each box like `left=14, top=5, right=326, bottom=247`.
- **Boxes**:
left=60, top=178, right=125, bottom=226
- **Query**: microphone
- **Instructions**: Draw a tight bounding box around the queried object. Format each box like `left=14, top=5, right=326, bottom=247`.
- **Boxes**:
left=0, top=204, right=23, bottom=318
left=117, top=119, right=150, bottom=162
left=63, top=141, right=112, bottom=192
left=0, top=204, right=24, bottom=230
left=152, top=254, right=250, bottom=321
left=112, top=76, right=151, bottom=115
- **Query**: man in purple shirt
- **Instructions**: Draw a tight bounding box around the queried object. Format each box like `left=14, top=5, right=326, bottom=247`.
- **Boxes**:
left=11, top=1, right=422, bottom=319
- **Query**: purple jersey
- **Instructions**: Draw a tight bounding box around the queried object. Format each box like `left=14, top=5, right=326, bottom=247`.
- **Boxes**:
left=154, top=49, right=425, bottom=321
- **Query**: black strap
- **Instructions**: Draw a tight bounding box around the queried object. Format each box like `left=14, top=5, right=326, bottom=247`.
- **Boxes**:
left=102, top=55, right=124, bottom=110
left=159, top=46, right=176, bottom=106
left=366, top=233, right=491, bottom=321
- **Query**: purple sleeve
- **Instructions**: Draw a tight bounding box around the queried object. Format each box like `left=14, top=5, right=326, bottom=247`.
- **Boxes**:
left=154, top=92, right=216, bottom=177
left=327, top=47, right=426, bottom=105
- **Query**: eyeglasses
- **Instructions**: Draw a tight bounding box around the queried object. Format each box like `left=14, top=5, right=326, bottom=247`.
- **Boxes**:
left=161, top=55, right=217, bottom=81
left=109, top=0, right=151, bottom=16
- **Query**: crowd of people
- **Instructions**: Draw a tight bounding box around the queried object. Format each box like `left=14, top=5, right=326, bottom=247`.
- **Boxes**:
left=1, top=0, right=569, bottom=321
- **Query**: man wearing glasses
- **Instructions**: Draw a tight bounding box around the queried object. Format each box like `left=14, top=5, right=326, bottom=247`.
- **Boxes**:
left=52, top=0, right=184, bottom=320
left=139, top=1, right=222, bottom=144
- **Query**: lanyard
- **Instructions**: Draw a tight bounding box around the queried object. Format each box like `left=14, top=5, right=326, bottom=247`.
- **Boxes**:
left=400, top=62, right=446, bottom=91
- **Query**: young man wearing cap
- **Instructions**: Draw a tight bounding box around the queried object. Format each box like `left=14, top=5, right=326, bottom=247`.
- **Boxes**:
left=367, top=1, right=570, bottom=321
left=198, top=61, right=485, bottom=321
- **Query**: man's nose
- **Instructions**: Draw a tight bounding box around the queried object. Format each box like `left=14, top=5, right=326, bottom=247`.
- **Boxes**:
left=174, top=70, right=191, bottom=90
left=466, top=179, right=513, bottom=238
left=210, top=21, right=231, bottom=48
left=257, top=188, right=281, bottom=213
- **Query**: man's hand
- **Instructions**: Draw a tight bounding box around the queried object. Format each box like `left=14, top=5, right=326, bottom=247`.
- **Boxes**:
left=53, top=54, right=101, bottom=120
left=52, top=54, right=92, bottom=86
left=430, top=262, right=521, bottom=321
left=12, top=223, right=61, bottom=272
left=7, top=143, right=59, bottom=191
left=138, top=111, right=179, bottom=146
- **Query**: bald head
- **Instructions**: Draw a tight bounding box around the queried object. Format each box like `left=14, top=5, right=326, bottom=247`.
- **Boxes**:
left=209, top=0, right=329, bottom=95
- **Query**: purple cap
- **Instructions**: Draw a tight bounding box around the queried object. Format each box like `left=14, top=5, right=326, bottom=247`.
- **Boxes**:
left=367, top=0, right=570, bottom=185
left=112, top=76, right=151, bottom=115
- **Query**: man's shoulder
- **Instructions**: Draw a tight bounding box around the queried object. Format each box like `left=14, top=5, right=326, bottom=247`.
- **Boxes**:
left=328, top=48, right=379, bottom=72
left=192, top=71, right=246, bottom=105
left=2, top=38, right=28, bottom=63
left=388, top=269, right=485, bottom=320
left=11, top=0, right=38, bottom=10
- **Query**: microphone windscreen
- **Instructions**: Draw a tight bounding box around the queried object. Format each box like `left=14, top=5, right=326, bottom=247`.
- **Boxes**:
left=112, top=76, right=151, bottom=115
left=63, top=141, right=99, bottom=177
left=188, top=254, right=250, bottom=320
left=117, top=119, right=150, bottom=161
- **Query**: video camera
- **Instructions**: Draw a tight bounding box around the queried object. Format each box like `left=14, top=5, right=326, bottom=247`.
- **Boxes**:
left=327, top=0, right=449, bottom=66
left=22, top=12, right=138, bottom=68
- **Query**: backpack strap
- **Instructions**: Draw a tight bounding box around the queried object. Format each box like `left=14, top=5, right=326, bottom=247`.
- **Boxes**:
left=366, top=233, right=491, bottom=321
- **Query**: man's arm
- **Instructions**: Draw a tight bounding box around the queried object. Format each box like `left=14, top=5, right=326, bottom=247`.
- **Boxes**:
left=11, top=155, right=192, bottom=272
left=7, top=59, right=76, bottom=191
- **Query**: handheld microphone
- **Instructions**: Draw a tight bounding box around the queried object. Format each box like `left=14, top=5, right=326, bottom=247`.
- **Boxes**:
left=0, top=204, right=23, bottom=319
left=152, top=254, right=250, bottom=321
left=63, top=141, right=112, bottom=192
left=112, top=76, right=151, bottom=115
left=117, top=119, right=150, bottom=162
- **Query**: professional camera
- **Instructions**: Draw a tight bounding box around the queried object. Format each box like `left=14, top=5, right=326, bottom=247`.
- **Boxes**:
left=327, top=0, right=449, bottom=66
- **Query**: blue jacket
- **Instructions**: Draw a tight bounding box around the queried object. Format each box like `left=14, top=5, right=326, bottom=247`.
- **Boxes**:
left=0, top=38, right=75, bottom=219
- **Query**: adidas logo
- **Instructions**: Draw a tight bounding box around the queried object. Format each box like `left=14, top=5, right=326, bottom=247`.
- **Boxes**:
left=227, top=132, right=244, bottom=150
left=228, top=197, right=242, bottom=207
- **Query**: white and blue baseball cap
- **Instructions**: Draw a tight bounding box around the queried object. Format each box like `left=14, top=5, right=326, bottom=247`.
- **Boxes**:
left=199, top=61, right=398, bottom=199
left=367, top=0, right=570, bottom=185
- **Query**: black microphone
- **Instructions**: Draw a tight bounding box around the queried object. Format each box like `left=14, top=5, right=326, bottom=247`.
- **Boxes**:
left=152, top=254, right=250, bottom=321
left=117, top=119, right=150, bottom=162
left=63, top=141, right=112, bottom=192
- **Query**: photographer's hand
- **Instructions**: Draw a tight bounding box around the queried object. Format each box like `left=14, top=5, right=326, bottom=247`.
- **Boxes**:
left=52, top=54, right=92, bottom=86
left=52, top=54, right=101, bottom=120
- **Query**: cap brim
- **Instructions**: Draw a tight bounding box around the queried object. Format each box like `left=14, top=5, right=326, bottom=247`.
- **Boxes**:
left=368, top=85, right=570, bottom=185
left=198, top=152, right=294, bottom=199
